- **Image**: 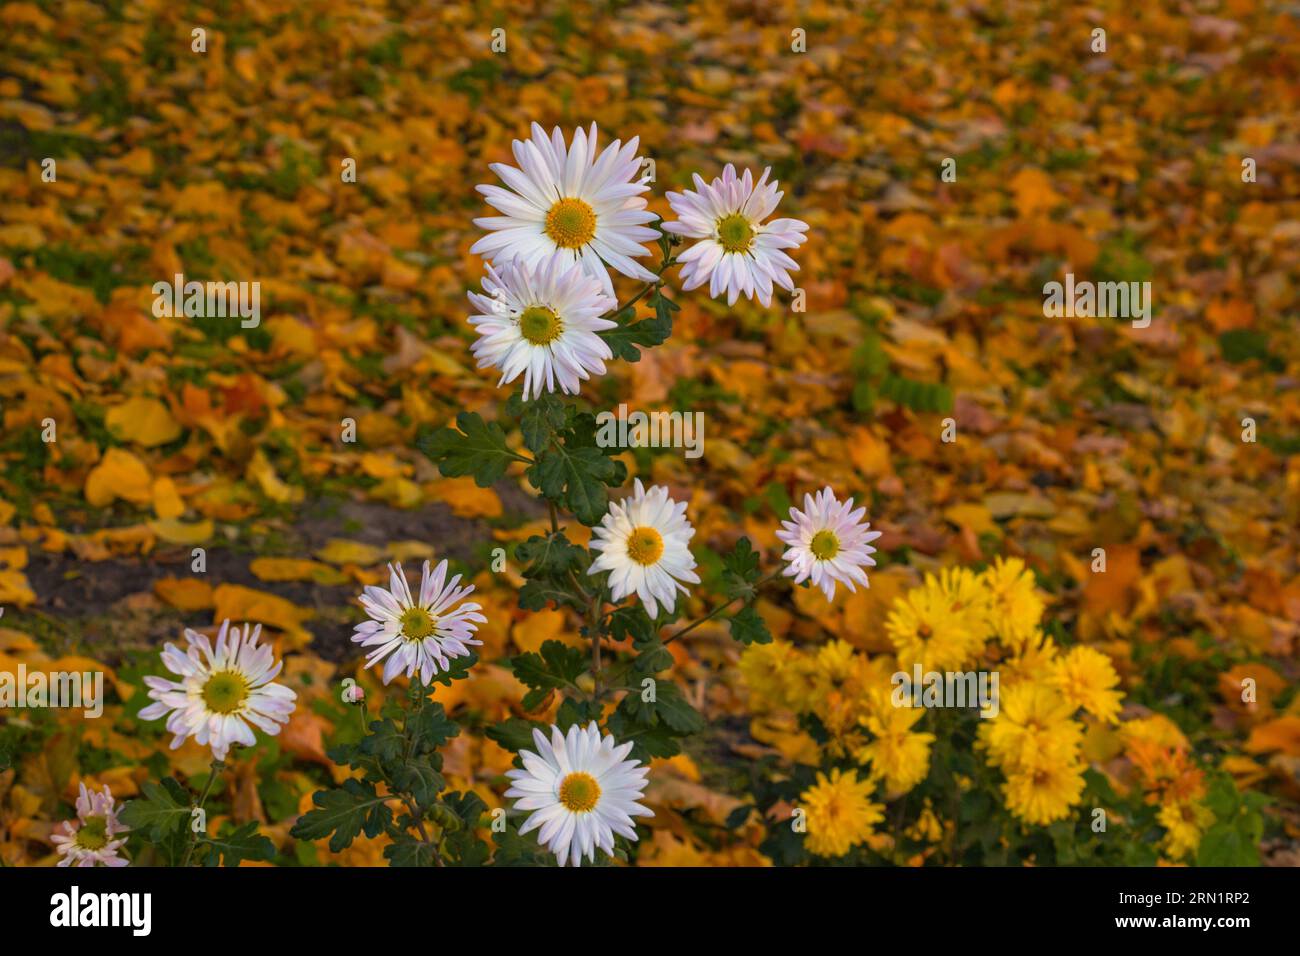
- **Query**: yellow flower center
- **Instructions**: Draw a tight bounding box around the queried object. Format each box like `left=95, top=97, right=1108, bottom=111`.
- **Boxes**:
left=201, top=670, right=250, bottom=715
left=809, top=530, right=840, bottom=560
left=518, top=306, right=564, bottom=346
left=544, top=198, right=597, bottom=249
left=716, top=213, right=754, bottom=253
left=558, top=771, right=601, bottom=813
left=625, top=526, right=664, bottom=566
left=75, top=815, right=109, bottom=851
left=400, top=607, right=435, bottom=640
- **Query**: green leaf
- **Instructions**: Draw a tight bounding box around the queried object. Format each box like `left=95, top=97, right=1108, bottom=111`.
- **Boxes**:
left=529, top=444, right=616, bottom=525
left=492, top=823, right=547, bottom=866
left=510, top=640, right=587, bottom=692
left=359, top=716, right=404, bottom=763
left=511, top=392, right=567, bottom=454
left=599, top=300, right=673, bottom=363
left=1218, top=329, right=1270, bottom=364
left=392, top=757, right=446, bottom=808
left=200, top=821, right=275, bottom=867
left=722, top=537, right=761, bottom=598
left=289, top=779, right=394, bottom=853
left=516, top=533, right=585, bottom=578
left=436, top=791, right=492, bottom=866
left=632, top=640, right=673, bottom=675
left=384, top=835, right=439, bottom=867
left=604, top=709, right=682, bottom=761
left=119, top=778, right=191, bottom=841
left=426, top=651, right=478, bottom=686
left=881, top=374, right=953, bottom=414
left=518, top=578, right=584, bottom=612
left=417, top=412, right=519, bottom=487
left=1196, top=822, right=1259, bottom=867
left=554, top=696, right=603, bottom=731
left=408, top=703, right=459, bottom=753
left=618, top=680, right=704, bottom=734
left=486, top=717, right=546, bottom=753
left=653, top=682, right=707, bottom=733
left=608, top=606, right=657, bottom=645
left=729, top=604, right=772, bottom=645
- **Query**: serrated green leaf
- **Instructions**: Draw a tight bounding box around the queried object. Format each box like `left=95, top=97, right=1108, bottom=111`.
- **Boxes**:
left=486, top=717, right=546, bottom=753
left=528, top=444, right=616, bottom=525
left=510, top=640, right=587, bottom=691
left=119, top=778, right=191, bottom=841
left=392, top=758, right=446, bottom=808
left=729, top=604, right=772, bottom=645
left=289, top=779, right=394, bottom=853
left=200, top=820, right=275, bottom=867
left=384, top=835, right=439, bottom=867
left=408, top=702, right=458, bottom=753
left=599, top=303, right=672, bottom=362
left=417, top=412, right=519, bottom=486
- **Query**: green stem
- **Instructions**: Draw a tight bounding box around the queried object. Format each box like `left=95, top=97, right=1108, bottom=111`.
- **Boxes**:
left=590, top=588, right=604, bottom=699
left=181, top=758, right=226, bottom=867
left=662, top=569, right=783, bottom=648
left=598, top=569, right=783, bottom=696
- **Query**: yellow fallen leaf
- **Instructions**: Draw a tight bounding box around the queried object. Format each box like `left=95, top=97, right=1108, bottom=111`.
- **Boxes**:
left=84, top=448, right=153, bottom=507
left=147, top=517, right=214, bottom=545
left=943, top=503, right=998, bottom=536
left=0, top=569, right=36, bottom=607
left=212, top=584, right=313, bottom=648
left=154, top=577, right=214, bottom=611
left=250, top=557, right=347, bottom=585
left=152, top=476, right=185, bottom=519
left=430, top=476, right=501, bottom=518
left=316, top=539, right=385, bottom=566
left=247, top=449, right=303, bottom=504
left=105, top=396, right=182, bottom=447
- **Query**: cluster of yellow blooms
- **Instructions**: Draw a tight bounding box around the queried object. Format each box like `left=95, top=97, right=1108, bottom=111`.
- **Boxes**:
left=740, top=558, right=1149, bottom=859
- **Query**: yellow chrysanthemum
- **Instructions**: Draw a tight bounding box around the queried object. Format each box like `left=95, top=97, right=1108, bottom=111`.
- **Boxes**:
left=1158, top=799, right=1215, bottom=860
left=857, top=702, right=935, bottom=794
left=807, top=646, right=897, bottom=756
left=1052, top=645, right=1123, bottom=723
left=1003, top=760, right=1086, bottom=825
left=738, top=638, right=800, bottom=711
left=980, top=681, right=1083, bottom=771
left=981, top=557, right=1045, bottom=651
left=886, top=571, right=987, bottom=671
left=799, top=768, right=884, bottom=858
left=997, top=627, right=1059, bottom=683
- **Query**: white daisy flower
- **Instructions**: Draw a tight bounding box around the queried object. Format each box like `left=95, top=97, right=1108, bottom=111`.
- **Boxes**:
left=468, top=252, right=618, bottom=400
left=776, top=486, right=884, bottom=601
left=352, top=559, right=486, bottom=684
left=51, top=782, right=130, bottom=868
left=471, top=122, right=660, bottom=298
left=505, top=723, right=653, bottom=867
left=663, top=164, right=809, bottom=306
left=588, top=478, right=700, bottom=619
left=139, top=621, right=297, bottom=761
left=141, top=621, right=296, bottom=764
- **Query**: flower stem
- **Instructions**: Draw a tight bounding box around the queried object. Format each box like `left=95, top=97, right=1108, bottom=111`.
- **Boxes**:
left=181, top=758, right=226, bottom=867
left=662, top=569, right=784, bottom=648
